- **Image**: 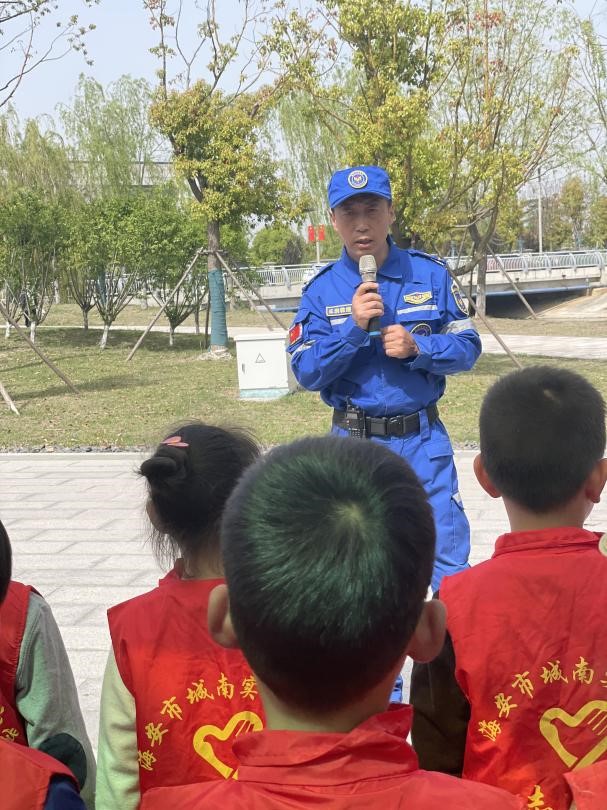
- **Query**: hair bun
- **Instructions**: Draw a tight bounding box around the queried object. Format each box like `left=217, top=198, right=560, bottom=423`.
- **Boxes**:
left=140, top=454, right=181, bottom=484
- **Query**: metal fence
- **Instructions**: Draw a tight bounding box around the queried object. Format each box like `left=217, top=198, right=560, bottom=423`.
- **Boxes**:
left=446, top=251, right=607, bottom=275
left=241, top=251, right=607, bottom=288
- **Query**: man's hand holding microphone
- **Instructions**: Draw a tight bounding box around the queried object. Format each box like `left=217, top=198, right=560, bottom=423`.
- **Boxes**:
left=352, top=254, right=419, bottom=359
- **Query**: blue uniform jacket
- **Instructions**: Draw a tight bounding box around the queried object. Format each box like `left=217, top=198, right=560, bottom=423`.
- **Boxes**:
left=288, top=242, right=481, bottom=416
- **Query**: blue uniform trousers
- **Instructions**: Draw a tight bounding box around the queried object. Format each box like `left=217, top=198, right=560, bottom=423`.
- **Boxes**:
left=332, top=409, right=470, bottom=592
left=334, top=410, right=469, bottom=705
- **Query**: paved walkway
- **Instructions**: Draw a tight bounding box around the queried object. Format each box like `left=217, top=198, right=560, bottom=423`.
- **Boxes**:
left=3, top=451, right=607, bottom=751
left=479, top=333, right=607, bottom=360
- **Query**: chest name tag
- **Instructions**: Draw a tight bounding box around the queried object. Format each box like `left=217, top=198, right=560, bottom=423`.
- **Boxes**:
left=326, top=305, right=352, bottom=317
left=403, top=291, right=433, bottom=305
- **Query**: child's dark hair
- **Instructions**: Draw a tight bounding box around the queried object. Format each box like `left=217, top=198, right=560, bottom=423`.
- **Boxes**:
left=139, top=422, right=260, bottom=567
left=480, top=366, right=606, bottom=512
left=221, top=435, right=435, bottom=713
left=0, top=519, right=12, bottom=604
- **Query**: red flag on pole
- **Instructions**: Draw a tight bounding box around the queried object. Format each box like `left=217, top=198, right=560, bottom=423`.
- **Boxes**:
left=318, top=224, right=325, bottom=241
left=307, top=225, right=316, bottom=243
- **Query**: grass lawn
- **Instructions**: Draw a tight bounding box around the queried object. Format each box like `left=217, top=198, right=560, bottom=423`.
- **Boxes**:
left=0, top=326, right=606, bottom=450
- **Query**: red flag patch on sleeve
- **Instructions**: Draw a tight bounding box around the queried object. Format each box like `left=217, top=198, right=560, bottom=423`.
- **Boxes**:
left=289, top=322, right=303, bottom=346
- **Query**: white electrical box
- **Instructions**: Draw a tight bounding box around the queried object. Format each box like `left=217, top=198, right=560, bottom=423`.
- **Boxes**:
left=234, top=332, right=298, bottom=400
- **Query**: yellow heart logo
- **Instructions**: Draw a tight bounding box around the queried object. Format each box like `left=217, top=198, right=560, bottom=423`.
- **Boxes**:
left=192, top=711, right=263, bottom=779
left=540, top=700, right=607, bottom=770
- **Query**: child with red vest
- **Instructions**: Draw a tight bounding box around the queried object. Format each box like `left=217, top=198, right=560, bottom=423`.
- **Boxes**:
left=0, top=517, right=87, bottom=810
left=140, top=435, right=524, bottom=809
left=96, top=422, right=263, bottom=810
left=411, top=366, right=607, bottom=810
left=566, top=759, right=607, bottom=809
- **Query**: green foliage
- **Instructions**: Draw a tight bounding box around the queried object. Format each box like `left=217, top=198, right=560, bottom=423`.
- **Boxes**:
left=559, top=176, right=586, bottom=246
left=586, top=196, right=607, bottom=248
left=143, top=0, right=320, bottom=348
left=274, top=70, right=354, bottom=223
left=0, top=111, right=74, bottom=196
left=250, top=225, right=306, bottom=265
left=129, top=187, right=206, bottom=341
left=150, top=81, right=303, bottom=227
left=60, top=75, right=167, bottom=198
left=0, top=188, right=66, bottom=333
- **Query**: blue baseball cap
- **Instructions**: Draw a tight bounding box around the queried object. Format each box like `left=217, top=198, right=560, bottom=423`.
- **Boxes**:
left=328, top=166, right=392, bottom=209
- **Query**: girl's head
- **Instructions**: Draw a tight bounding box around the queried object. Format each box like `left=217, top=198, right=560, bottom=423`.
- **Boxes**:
left=139, top=422, right=260, bottom=569
left=0, top=519, right=12, bottom=604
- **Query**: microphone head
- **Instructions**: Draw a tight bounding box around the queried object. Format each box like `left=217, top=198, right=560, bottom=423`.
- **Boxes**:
left=359, top=254, right=377, bottom=283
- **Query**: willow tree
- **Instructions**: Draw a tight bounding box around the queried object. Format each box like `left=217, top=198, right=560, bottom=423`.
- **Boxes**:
left=274, top=66, right=355, bottom=225
left=573, top=16, right=607, bottom=186
left=60, top=75, right=167, bottom=198
left=0, top=111, right=76, bottom=328
left=144, top=0, right=324, bottom=356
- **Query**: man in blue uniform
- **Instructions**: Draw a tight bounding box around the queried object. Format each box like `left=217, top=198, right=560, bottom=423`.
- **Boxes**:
left=287, top=166, right=481, bottom=592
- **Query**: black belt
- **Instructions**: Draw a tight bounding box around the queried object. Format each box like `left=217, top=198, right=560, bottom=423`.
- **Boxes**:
left=332, top=403, right=439, bottom=438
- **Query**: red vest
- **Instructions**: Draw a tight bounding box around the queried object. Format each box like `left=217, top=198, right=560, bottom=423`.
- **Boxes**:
left=442, top=527, right=607, bottom=810
left=0, top=582, right=33, bottom=746
left=565, top=760, right=607, bottom=810
left=108, top=568, right=264, bottom=796
left=0, top=738, right=77, bottom=810
left=139, top=707, right=525, bottom=810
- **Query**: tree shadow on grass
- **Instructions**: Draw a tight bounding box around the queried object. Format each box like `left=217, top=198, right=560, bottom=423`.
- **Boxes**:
left=13, top=374, right=154, bottom=406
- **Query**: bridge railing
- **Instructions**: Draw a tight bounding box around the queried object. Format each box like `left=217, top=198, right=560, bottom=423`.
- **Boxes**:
left=447, top=250, right=607, bottom=275
left=237, top=250, right=607, bottom=290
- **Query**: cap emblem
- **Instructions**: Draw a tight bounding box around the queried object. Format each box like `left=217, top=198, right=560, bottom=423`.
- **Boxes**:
left=347, top=170, right=368, bottom=189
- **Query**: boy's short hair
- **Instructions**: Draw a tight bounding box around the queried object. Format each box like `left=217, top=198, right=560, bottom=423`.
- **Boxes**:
left=480, top=366, right=606, bottom=512
left=220, top=435, right=435, bottom=713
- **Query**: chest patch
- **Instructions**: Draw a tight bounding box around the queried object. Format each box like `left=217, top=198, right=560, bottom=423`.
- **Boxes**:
left=326, top=305, right=352, bottom=317
left=403, top=291, right=432, bottom=305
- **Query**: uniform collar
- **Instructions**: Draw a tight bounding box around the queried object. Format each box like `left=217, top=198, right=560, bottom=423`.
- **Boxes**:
left=339, top=237, right=403, bottom=280
left=232, top=705, right=418, bottom=786
left=492, top=526, right=602, bottom=559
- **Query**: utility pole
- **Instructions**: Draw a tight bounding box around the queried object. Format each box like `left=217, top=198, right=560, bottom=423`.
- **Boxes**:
left=537, top=167, right=543, bottom=254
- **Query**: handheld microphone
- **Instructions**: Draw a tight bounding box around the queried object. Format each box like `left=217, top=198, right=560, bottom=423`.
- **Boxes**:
left=359, top=254, right=382, bottom=337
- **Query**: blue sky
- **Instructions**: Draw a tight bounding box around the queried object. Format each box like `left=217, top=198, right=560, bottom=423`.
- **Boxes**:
left=6, top=0, right=605, bottom=123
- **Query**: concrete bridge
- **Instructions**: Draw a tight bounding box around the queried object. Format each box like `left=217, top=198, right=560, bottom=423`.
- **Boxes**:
left=236, top=250, right=607, bottom=310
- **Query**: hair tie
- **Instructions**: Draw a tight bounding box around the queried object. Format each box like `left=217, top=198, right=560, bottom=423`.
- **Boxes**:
left=161, top=435, right=189, bottom=448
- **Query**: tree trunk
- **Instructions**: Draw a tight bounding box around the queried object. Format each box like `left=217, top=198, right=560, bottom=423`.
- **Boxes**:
left=169, top=325, right=174, bottom=347
left=30, top=322, right=36, bottom=343
left=476, top=256, right=487, bottom=318
left=99, top=323, right=110, bottom=349
left=207, top=219, right=229, bottom=352
left=194, top=306, right=200, bottom=335
left=469, top=223, right=487, bottom=318
left=5, top=322, right=10, bottom=339
left=82, top=309, right=89, bottom=330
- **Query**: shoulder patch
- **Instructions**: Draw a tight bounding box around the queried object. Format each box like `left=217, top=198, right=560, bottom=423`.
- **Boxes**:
left=326, top=305, right=352, bottom=318
left=451, top=279, right=469, bottom=314
left=403, top=291, right=433, bottom=305
left=288, top=322, right=303, bottom=346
